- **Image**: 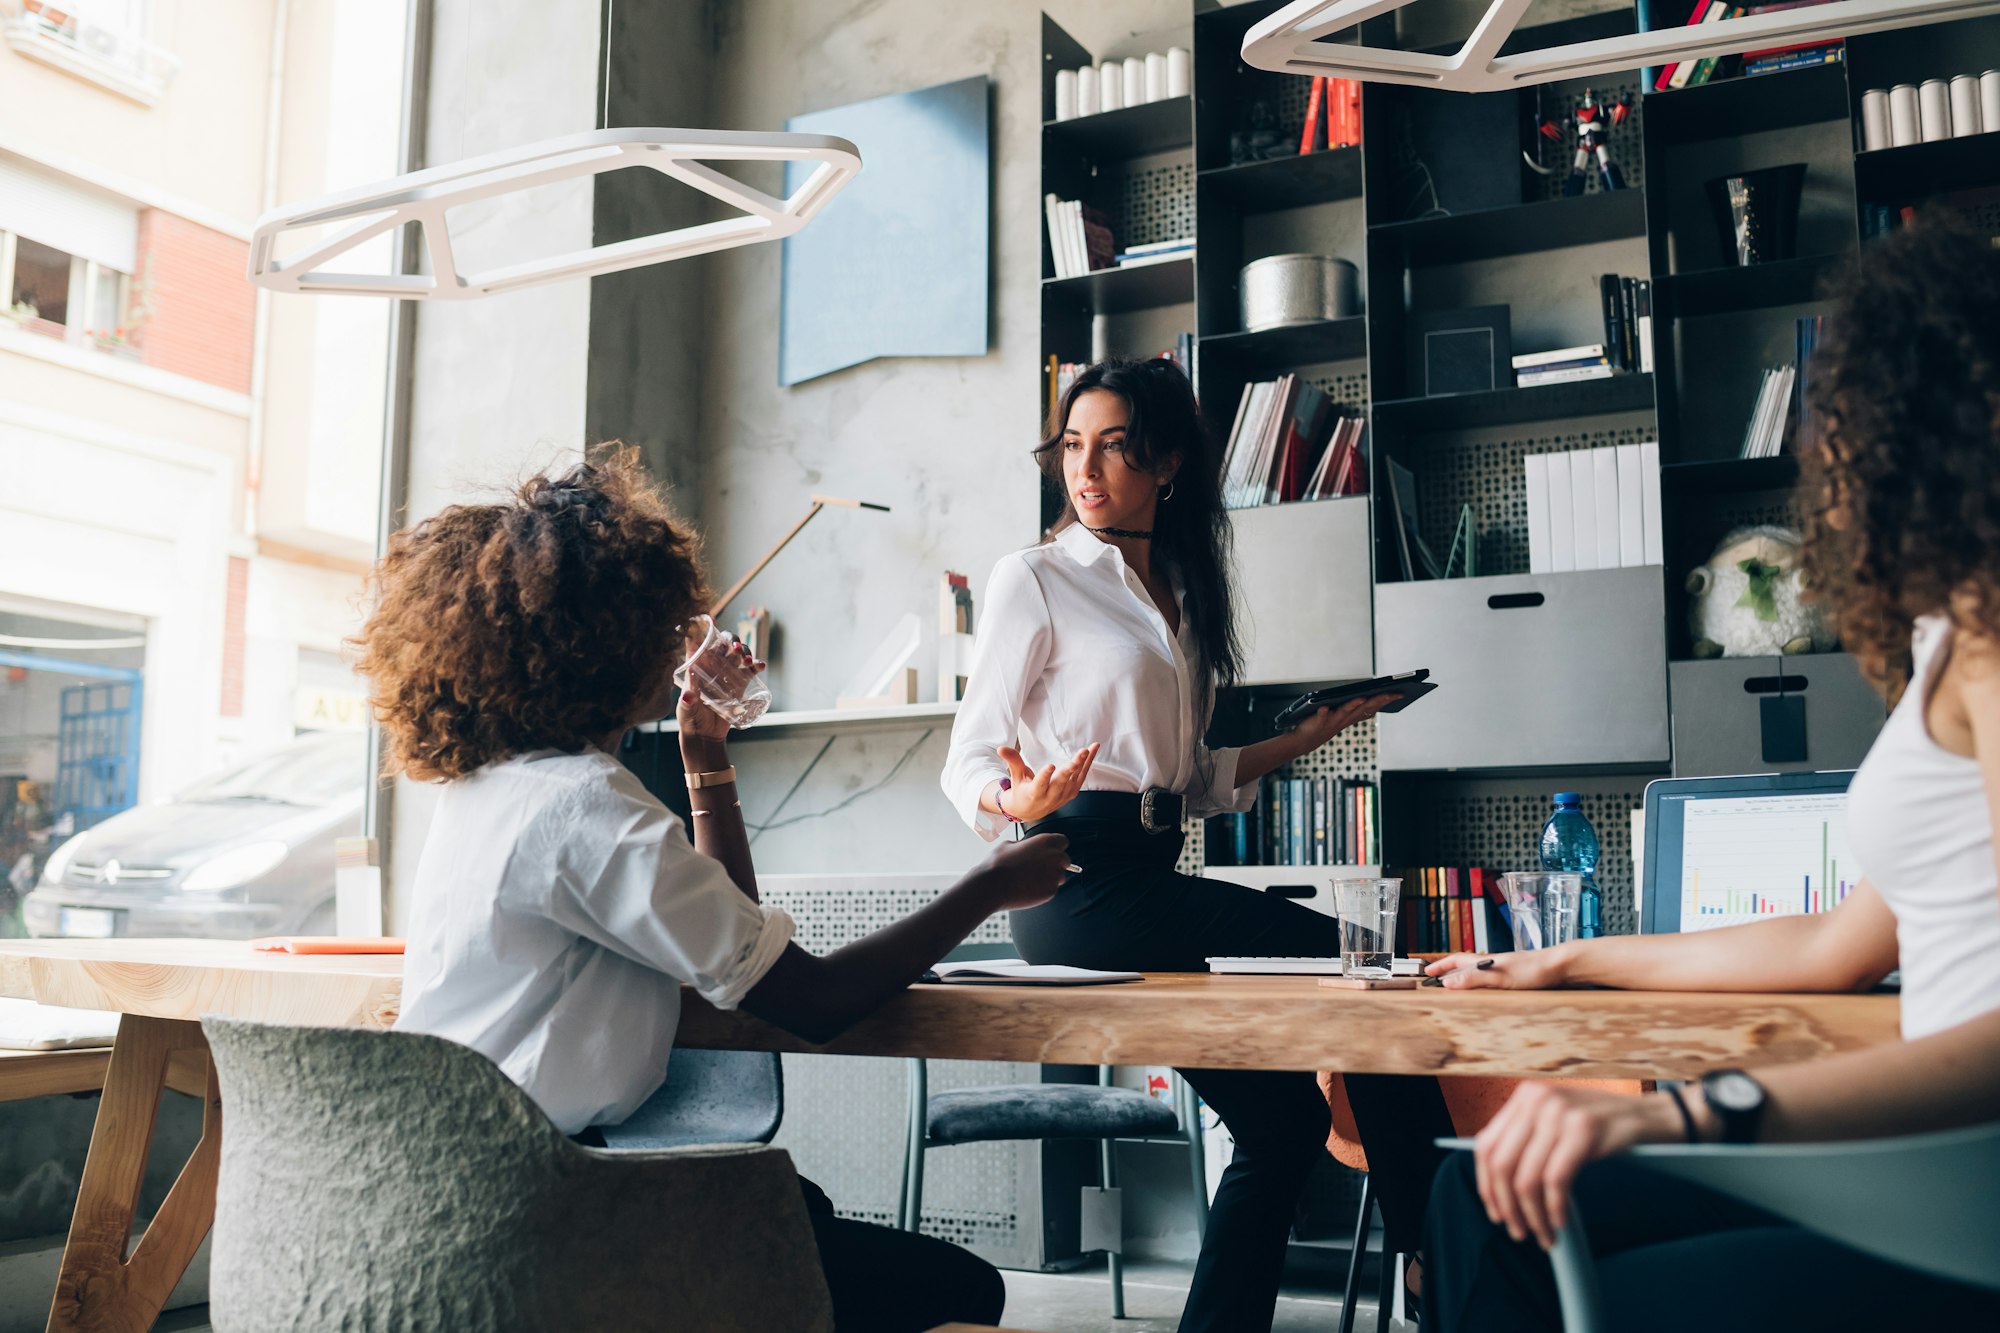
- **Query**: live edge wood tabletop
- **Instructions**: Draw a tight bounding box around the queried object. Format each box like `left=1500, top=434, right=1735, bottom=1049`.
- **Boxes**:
left=0, top=937, right=1898, bottom=1333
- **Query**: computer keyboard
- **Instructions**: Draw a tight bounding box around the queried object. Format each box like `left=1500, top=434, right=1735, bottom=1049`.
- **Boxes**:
left=1205, top=956, right=1421, bottom=976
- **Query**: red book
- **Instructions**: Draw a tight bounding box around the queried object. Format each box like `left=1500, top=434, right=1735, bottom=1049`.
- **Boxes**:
left=1299, top=76, right=1326, bottom=155
left=1654, top=0, right=1718, bottom=90
left=1331, top=79, right=1362, bottom=148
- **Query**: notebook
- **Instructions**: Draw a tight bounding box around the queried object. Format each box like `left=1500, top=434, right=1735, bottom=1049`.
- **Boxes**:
left=249, top=937, right=406, bottom=955
left=1207, top=956, right=1422, bottom=976
left=921, top=959, right=1142, bottom=986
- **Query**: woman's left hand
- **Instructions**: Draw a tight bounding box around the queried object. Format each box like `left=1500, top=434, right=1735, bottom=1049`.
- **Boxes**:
left=676, top=637, right=765, bottom=750
left=1291, top=695, right=1395, bottom=752
left=1474, top=1083, right=1687, bottom=1249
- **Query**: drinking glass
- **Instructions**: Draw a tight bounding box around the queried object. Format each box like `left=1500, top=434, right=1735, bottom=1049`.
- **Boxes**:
left=671, top=613, right=771, bottom=728
left=1500, top=872, right=1585, bottom=952
left=1333, top=877, right=1402, bottom=979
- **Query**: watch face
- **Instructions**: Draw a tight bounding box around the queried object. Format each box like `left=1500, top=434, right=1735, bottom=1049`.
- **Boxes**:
left=1710, top=1071, right=1762, bottom=1112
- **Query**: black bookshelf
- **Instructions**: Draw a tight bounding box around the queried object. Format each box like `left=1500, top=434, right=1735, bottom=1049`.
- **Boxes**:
left=1042, top=257, right=1194, bottom=315
left=1198, top=147, right=1363, bottom=211
left=1642, top=61, right=1851, bottom=144
left=1197, top=316, right=1367, bottom=372
left=1043, top=96, right=1193, bottom=160
left=1370, top=190, right=1649, bottom=266
left=1372, top=374, right=1657, bottom=436
left=1654, top=252, right=1844, bottom=318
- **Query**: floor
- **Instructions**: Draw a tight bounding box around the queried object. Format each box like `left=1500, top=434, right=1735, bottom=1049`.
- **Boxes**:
left=151, top=1258, right=1415, bottom=1332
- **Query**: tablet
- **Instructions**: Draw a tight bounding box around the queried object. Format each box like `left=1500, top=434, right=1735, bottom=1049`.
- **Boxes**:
left=1273, top=670, right=1435, bottom=733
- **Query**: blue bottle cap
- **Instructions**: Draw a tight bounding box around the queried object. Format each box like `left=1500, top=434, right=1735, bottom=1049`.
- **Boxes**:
left=1552, top=792, right=1581, bottom=807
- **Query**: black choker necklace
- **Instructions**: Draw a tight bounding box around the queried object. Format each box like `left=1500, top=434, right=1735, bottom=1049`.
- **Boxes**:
left=1082, top=523, right=1154, bottom=540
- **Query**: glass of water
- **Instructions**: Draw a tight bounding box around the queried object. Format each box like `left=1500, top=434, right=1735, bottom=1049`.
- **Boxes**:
left=1333, top=877, right=1403, bottom=979
left=672, top=614, right=772, bottom=728
left=1500, top=872, right=1585, bottom=952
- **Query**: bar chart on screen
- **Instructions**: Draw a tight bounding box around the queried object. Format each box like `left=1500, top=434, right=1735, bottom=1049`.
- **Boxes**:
left=1678, top=792, right=1861, bottom=932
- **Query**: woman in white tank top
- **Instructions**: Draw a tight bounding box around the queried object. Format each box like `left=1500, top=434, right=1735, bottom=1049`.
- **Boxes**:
left=1416, top=217, right=2000, bottom=1330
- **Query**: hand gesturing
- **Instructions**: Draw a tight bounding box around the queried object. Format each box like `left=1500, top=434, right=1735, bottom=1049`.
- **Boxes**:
left=994, top=742, right=1100, bottom=824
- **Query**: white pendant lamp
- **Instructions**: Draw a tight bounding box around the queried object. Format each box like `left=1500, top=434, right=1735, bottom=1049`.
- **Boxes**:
left=248, top=127, right=861, bottom=300
left=1241, top=0, right=2000, bottom=93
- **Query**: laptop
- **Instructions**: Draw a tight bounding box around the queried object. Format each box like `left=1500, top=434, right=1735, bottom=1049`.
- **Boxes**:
left=1640, top=770, right=1860, bottom=936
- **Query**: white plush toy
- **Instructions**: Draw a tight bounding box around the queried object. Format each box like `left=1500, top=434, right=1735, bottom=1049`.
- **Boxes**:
left=1686, top=524, right=1836, bottom=658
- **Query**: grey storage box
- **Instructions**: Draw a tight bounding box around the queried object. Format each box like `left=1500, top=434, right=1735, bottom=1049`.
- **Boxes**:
left=1232, top=498, right=1373, bottom=687
left=1375, top=568, right=1669, bottom=770
left=1239, top=254, right=1359, bottom=332
left=1669, top=654, right=1886, bottom=777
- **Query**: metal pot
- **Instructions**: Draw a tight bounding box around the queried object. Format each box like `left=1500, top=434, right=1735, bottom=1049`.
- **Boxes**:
left=1239, top=254, right=1359, bottom=332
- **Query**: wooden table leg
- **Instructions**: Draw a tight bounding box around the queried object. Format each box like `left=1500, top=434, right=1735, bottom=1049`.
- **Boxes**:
left=47, top=1015, right=221, bottom=1333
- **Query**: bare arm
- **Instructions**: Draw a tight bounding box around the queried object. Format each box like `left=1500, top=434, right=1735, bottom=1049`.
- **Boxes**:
left=737, top=835, right=1073, bottom=1044
left=679, top=732, right=758, bottom=903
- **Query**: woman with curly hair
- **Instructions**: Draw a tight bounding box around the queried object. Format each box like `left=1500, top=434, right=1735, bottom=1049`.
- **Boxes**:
left=361, top=447, right=1071, bottom=1333
left=1415, top=217, right=2000, bottom=1330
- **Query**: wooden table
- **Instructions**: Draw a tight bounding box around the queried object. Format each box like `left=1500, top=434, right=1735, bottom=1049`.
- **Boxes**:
left=0, top=938, right=1899, bottom=1332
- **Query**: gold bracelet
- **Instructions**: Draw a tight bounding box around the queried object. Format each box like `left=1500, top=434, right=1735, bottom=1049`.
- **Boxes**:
left=686, top=766, right=737, bottom=790
left=688, top=800, right=743, bottom=816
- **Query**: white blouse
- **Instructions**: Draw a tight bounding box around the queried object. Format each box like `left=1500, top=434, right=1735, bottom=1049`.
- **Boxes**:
left=942, top=522, right=1257, bottom=841
left=395, top=747, right=795, bottom=1134
left=1845, top=616, right=2000, bottom=1041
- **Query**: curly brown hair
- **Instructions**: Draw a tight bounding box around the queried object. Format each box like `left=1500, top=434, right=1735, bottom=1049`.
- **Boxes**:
left=355, top=446, right=709, bottom=781
left=1800, top=215, right=2000, bottom=700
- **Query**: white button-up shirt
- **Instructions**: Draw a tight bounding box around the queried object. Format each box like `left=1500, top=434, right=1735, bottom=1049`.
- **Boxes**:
left=395, top=747, right=794, bottom=1134
left=942, top=522, right=1257, bottom=841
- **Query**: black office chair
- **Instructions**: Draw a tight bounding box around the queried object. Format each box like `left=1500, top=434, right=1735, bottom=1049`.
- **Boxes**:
left=897, top=942, right=1207, bottom=1318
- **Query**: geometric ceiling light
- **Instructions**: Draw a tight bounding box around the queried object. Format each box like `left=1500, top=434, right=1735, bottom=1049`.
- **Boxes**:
left=1242, top=0, right=2000, bottom=92
left=248, top=127, right=861, bottom=300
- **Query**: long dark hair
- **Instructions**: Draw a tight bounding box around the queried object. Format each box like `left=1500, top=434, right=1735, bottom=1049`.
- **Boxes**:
left=1033, top=357, right=1243, bottom=694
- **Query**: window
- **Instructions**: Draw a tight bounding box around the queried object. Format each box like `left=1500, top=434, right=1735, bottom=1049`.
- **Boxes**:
left=10, top=235, right=70, bottom=326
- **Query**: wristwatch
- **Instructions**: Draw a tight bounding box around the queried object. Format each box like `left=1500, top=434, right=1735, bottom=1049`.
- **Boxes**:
left=1700, top=1068, right=1768, bottom=1144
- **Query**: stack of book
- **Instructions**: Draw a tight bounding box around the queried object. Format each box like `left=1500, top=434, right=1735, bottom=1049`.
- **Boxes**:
left=1512, top=344, right=1612, bottom=388
left=1205, top=777, right=1379, bottom=868
left=1219, top=375, right=1366, bottom=509
left=1597, top=274, right=1654, bottom=375
left=1117, top=238, right=1195, bottom=268
left=1523, top=443, right=1664, bottom=574
left=1392, top=866, right=1511, bottom=954
left=1044, top=195, right=1114, bottom=278
left=1652, top=1, right=1843, bottom=90
left=1740, top=366, right=1795, bottom=458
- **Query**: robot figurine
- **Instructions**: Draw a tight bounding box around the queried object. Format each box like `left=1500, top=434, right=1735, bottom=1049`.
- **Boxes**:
left=1530, top=87, right=1634, bottom=196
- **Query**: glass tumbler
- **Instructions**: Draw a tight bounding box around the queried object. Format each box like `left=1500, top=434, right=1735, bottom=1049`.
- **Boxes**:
left=671, top=613, right=771, bottom=728
left=1333, top=877, right=1402, bottom=978
left=1501, top=872, right=1585, bottom=952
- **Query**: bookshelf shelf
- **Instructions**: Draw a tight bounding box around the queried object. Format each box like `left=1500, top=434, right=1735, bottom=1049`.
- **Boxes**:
left=1661, top=455, right=1800, bottom=495
left=1372, top=373, right=1656, bottom=435
left=1371, top=190, right=1647, bottom=266
left=1854, top=131, right=2000, bottom=202
left=1641, top=61, right=1851, bottom=144
left=1197, top=147, right=1363, bottom=212
left=648, top=701, right=959, bottom=741
left=1043, top=96, right=1193, bottom=160
left=1042, top=255, right=1194, bottom=314
left=1656, top=252, right=1845, bottom=319
left=1198, top=317, right=1367, bottom=372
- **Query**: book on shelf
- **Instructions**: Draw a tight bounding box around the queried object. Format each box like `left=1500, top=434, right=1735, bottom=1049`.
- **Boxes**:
left=1523, top=444, right=1663, bottom=573
left=1659, top=2, right=1731, bottom=91
left=1512, top=343, right=1605, bottom=370
left=1297, top=77, right=1364, bottom=154
left=1116, top=237, right=1194, bottom=267
left=1204, top=777, right=1380, bottom=869
left=1043, top=195, right=1116, bottom=279
left=1589, top=274, right=1650, bottom=375
left=1517, top=363, right=1615, bottom=388
left=1390, top=866, right=1512, bottom=955
left=1741, top=45, right=1842, bottom=76
left=1219, top=374, right=1365, bottom=508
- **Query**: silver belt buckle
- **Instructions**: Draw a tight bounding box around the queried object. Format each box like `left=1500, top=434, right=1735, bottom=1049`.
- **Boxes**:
left=1139, top=788, right=1178, bottom=835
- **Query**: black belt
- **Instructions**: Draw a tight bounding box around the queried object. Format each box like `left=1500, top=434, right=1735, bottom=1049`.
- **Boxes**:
left=1034, top=789, right=1185, bottom=835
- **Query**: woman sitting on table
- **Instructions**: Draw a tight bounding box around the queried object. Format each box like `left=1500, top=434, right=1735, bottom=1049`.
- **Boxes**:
left=941, top=356, right=1456, bottom=1332
left=1420, top=216, right=2000, bottom=1331
left=360, top=447, right=1072, bottom=1333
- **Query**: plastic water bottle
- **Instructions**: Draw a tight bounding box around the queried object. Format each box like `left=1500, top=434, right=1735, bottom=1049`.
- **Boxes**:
left=1539, top=793, right=1603, bottom=938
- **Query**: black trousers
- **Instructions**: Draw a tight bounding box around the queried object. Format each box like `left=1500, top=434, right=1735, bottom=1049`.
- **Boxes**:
left=1011, top=815, right=1456, bottom=1333
left=576, top=1128, right=1005, bottom=1332
left=1424, top=1150, right=2000, bottom=1333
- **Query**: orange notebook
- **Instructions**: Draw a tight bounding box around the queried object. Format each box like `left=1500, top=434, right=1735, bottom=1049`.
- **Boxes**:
left=250, top=937, right=405, bottom=955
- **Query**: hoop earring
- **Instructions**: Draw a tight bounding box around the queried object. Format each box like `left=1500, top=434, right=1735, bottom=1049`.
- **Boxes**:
left=1158, top=480, right=1176, bottom=502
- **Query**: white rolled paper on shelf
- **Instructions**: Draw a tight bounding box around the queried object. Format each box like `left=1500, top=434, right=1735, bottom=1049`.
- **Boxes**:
left=1950, top=74, right=1983, bottom=136
left=1888, top=84, right=1920, bottom=147
left=1167, top=45, right=1191, bottom=98
left=1124, top=57, right=1145, bottom=109
left=1145, top=51, right=1166, bottom=102
left=1861, top=88, right=1890, bottom=151
left=1919, top=78, right=1951, bottom=141
left=1984, top=70, right=2000, bottom=133
left=1078, top=63, right=1099, bottom=117
left=1100, top=63, right=1124, bottom=112
left=1055, top=68, right=1077, bottom=122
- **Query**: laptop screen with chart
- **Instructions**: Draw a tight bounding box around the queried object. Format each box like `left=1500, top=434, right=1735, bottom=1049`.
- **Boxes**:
left=1641, top=771, right=1860, bottom=935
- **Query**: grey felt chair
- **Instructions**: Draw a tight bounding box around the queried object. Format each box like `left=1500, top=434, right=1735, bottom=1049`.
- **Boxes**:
left=200, top=1016, right=834, bottom=1333
left=898, top=943, right=1207, bottom=1319
left=1442, top=1120, right=2000, bottom=1333
left=600, top=1047, right=783, bottom=1149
